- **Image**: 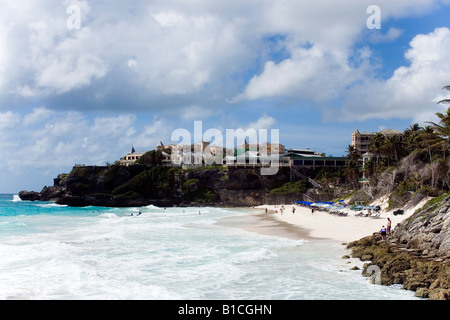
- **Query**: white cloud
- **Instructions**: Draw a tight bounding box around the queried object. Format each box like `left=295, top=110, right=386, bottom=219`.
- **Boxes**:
left=238, top=43, right=358, bottom=103
left=0, top=111, right=21, bottom=128
left=0, top=0, right=444, bottom=113
left=334, top=27, right=450, bottom=122
left=1, top=0, right=448, bottom=192
left=231, top=0, right=447, bottom=117
left=0, top=109, right=173, bottom=172
left=247, top=113, right=277, bottom=130
left=23, top=107, right=53, bottom=126
left=368, top=27, right=404, bottom=43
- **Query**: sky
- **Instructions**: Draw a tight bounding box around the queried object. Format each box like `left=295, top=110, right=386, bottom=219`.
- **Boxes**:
left=1, top=0, right=450, bottom=193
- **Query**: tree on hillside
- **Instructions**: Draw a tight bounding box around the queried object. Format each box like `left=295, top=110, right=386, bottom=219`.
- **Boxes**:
left=346, top=145, right=360, bottom=164
left=427, top=86, right=450, bottom=159
left=136, top=150, right=164, bottom=165
left=403, top=123, right=423, bottom=154
left=368, top=132, right=385, bottom=180
left=383, top=134, right=405, bottom=167
left=345, top=86, right=449, bottom=197
left=428, top=108, right=450, bottom=159
left=345, top=145, right=361, bottom=189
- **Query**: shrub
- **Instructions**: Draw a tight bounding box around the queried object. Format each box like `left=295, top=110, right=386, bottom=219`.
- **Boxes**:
left=111, top=166, right=176, bottom=199
left=269, top=180, right=308, bottom=197
left=136, top=150, right=164, bottom=165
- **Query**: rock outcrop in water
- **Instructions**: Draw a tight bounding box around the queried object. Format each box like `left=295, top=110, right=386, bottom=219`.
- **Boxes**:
left=19, top=164, right=321, bottom=207
left=347, top=193, right=450, bottom=300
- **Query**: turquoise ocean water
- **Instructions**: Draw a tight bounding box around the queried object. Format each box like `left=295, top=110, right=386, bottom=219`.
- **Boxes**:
left=0, top=194, right=419, bottom=300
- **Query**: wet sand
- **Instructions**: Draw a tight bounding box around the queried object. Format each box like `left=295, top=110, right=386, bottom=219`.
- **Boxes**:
left=218, top=198, right=429, bottom=243
left=218, top=208, right=321, bottom=241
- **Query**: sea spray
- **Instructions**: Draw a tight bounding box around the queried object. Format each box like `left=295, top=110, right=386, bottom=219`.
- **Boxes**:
left=0, top=194, right=420, bottom=300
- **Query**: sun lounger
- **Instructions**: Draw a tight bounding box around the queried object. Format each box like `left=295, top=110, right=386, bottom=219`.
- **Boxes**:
left=355, top=211, right=369, bottom=217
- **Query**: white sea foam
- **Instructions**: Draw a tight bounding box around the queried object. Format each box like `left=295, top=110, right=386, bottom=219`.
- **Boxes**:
left=36, top=203, right=68, bottom=208
left=12, top=195, right=22, bottom=202
left=144, top=204, right=160, bottom=209
left=0, top=199, right=421, bottom=300
left=99, top=212, right=119, bottom=219
left=232, top=248, right=277, bottom=264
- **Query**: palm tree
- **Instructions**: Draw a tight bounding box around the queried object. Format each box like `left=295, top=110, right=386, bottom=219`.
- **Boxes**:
left=346, top=145, right=361, bottom=189
left=403, top=123, right=423, bottom=153
left=368, top=132, right=385, bottom=181
left=346, top=145, right=360, bottom=165
left=428, top=107, right=450, bottom=134
left=426, top=98, right=450, bottom=159
left=437, top=85, right=450, bottom=105
left=369, top=133, right=385, bottom=165
left=416, top=126, right=442, bottom=189
left=383, top=134, right=405, bottom=166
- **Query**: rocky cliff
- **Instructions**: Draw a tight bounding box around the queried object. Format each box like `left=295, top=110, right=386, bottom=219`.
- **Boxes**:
left=19, top=164, right=318, bottom=207
left=347, top=193, right=450, bottom=300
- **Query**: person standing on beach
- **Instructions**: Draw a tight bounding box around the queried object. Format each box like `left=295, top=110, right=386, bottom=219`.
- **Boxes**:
left=265, top=208, right=268, bottom=215
left=381, top=226, right=387, bottom=240
left=292, top=207, right=295, bottom=214
left=387, top=218, right=391, bottom=236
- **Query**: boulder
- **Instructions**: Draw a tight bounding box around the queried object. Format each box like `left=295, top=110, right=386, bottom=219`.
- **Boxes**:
left=18, top=190, right=41, bottom=201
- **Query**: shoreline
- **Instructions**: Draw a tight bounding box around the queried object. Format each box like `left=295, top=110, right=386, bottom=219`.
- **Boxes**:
left=228, top=198, right=429, bottom=243
left=12, top=193, right=426, bottom=243
left=218, top=208, right=318, bottom=241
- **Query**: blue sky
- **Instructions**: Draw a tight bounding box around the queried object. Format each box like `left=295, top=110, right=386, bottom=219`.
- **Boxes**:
left=1, top=0, right=450, bottom=193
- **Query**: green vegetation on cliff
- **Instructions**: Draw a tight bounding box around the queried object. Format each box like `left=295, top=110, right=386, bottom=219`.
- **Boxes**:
left=268, top=180, right=308, bottom=197
left=111, top=166, right=178, bottom=199
left=335, top=103, right=450, bottom=208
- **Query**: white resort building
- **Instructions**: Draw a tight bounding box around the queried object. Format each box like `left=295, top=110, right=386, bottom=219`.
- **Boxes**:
left=352, top=128, right=401, bottom=154
left=119, top=146, right=146, bottom=166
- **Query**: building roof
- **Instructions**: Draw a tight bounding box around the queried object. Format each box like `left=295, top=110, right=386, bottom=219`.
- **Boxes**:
left=289, top=155, right=348, bottom=161
left=125, top=146, right=146, bottom=156
left=354, top=128, right=401, bottom=136
left=379, top=128, right=402, bottom=135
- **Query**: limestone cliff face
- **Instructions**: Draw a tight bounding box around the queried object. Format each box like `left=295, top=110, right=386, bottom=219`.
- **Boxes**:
left=347, top=193, right=450, bottom=300
left=19, top=165, right=310, bottom=207
left=393, top=194, right=450, bottom=259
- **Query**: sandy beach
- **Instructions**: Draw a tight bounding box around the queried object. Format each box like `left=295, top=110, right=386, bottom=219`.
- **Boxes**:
left=237, top=198, right=430, bottom=243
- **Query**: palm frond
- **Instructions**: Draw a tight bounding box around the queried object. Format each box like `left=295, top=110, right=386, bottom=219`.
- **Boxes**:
left=438, top=99, right=450, bottom=105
